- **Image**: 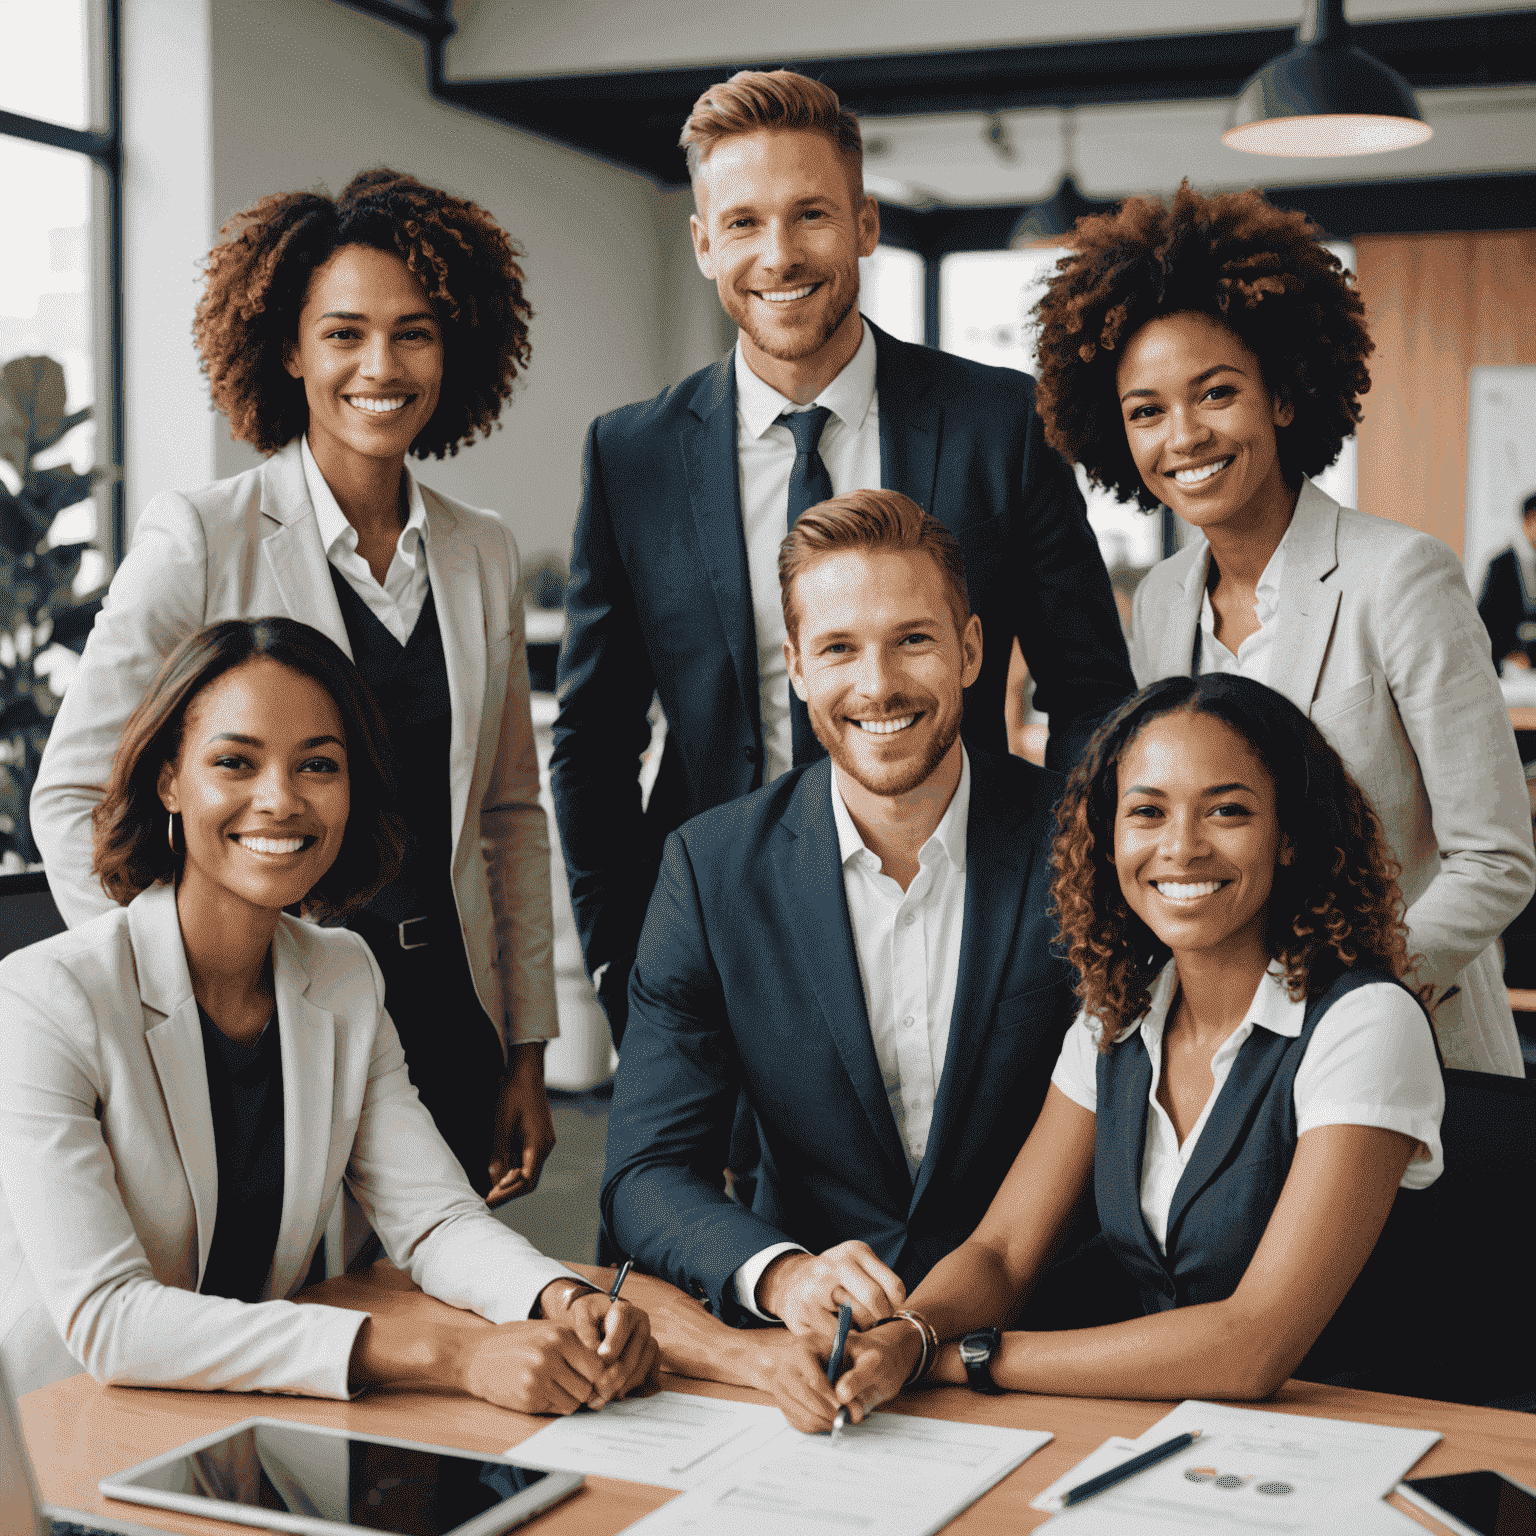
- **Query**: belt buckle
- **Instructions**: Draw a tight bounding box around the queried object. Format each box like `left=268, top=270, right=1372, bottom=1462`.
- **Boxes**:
left=398, top=916, right=429, bottom=950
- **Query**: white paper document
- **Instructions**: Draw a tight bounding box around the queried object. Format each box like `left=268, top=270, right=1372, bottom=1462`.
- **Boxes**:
left=1039, top=1399, right=1439, bottom=1534
left=624, top=1411, right=1051, bottom=1536
left=507, top=1390, right=788, bottom=1490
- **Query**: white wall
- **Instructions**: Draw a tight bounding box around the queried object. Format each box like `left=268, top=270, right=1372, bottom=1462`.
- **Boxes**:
left=122, top=0, right=686, bottom=566
left=447, top=0, right=1534, bottom=79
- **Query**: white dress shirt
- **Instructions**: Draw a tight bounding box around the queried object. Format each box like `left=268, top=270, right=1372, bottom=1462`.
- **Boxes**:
left=732, top=750, right=972, bottom=1317
left=734, top=321, right=882, bottom=783
left=302, top=436, right=431, bottom=645
left=1195, top=523, right=1289, bottom=681
left=1051, top=962, right=1444, bottom=1255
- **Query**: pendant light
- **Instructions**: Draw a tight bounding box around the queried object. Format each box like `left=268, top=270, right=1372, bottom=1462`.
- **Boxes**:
left=1009, top=110, right=1117, bottom=247
left=1224, top=0, right=1432, bottom=157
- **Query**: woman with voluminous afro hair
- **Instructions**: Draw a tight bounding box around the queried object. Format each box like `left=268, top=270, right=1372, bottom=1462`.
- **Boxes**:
left=32, top=167, right=566, bottom=1205
left=194, top=167, right=532, bottom=458
left=1027, top=182, right=1533, bottom=1076
left=1033, top=183, right=1370, bottom=508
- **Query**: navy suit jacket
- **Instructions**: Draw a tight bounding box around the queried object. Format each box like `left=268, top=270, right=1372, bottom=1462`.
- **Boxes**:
left=551, top=322, right=1132, bottom=1039
left=599, top=750, right=1076, bottom=1323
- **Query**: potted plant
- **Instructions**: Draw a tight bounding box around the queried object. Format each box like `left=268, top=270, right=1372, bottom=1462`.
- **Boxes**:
left=0, top=354, right=111, bottom=870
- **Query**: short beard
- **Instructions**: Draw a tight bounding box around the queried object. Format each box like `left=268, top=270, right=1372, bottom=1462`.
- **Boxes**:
left=815, top=696, right=963, bottom=800
left=735, top=285, right=859, bottom=364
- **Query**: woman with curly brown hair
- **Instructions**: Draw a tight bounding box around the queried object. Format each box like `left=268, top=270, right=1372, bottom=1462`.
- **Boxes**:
left=33, top=169, right=560, bottom=1202
left=1030, top=182, right=1532, bottom=1076
left=775, top=675, right=1443, bottom=1421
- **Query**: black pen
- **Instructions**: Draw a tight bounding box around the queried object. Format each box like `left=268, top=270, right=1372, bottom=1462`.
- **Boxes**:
left=827, top=1303, right=853, bottom=1442
left=595, top=1260, right=633, bottom=1354
left=1061, top=1429, right=1202, bottom=1507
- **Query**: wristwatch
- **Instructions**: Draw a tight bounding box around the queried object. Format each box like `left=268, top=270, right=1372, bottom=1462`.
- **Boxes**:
left=958, top=1327, right=1004, bottom=1395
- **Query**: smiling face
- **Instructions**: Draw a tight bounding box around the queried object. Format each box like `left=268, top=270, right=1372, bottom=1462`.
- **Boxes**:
left=282, top=243, right=443, bottom=471
left=785, top=545, right=982, bottom=800
left=1114, top=709, right=1291, bottom=967
left=690, top=129, right=877, bottom=378
left=1115, top=311, right=1296, bottom=542
left=157, top=658, right=351, bottom=919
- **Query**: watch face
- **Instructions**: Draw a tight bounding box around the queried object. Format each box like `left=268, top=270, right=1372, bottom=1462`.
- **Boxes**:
left=959, top=1328, right=1000, bottom=1363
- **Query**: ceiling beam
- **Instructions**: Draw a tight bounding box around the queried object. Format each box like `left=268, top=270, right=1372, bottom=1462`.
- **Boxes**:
left=428, top=10, right=1535, bottom=185
left=874, top=171, right=1536, bottom=258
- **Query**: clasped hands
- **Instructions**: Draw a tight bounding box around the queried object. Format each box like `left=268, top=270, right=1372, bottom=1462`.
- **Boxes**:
left=755, top=1240, right=932, bottom=1435
left=454, top=1280, right=658, bottom=1417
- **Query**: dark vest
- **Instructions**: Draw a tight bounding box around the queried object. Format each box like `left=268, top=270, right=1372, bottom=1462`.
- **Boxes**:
left=1094, top=967, right=1403, bottom=1319
left=327, top=567, right=455, bottom=924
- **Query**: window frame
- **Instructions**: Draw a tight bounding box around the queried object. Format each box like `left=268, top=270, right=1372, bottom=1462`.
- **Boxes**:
left=0, top=0, right=125, bottom=564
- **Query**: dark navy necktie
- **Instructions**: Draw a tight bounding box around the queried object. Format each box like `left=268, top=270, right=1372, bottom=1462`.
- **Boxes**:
left=781, top=407, right=834, bottom=766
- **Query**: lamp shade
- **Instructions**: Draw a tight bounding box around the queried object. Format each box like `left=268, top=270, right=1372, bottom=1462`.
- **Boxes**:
left=1009, top=177, right=1116, bottom=247
left=1224, top=0, right=1432, bottom=157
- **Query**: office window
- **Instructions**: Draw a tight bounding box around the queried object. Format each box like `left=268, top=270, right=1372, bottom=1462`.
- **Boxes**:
left=860, top=245, right=925, bottom=346
left=1, top=0, right=121, bottom=871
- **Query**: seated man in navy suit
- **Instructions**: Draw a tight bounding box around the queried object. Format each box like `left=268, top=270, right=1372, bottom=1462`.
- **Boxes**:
left=603, top=490, right=1120, bottom=1365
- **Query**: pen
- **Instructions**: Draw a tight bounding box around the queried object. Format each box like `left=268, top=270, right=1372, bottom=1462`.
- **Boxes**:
left=1061, top=1429, right=1202, bottom=1507
left=608, top=1259, right=633, bottom=1303
left=827, top=1303, right=853, bottom=1443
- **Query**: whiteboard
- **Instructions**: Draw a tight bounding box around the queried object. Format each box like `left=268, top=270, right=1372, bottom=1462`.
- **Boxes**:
left=1464, top=365, right=1536, bottom=603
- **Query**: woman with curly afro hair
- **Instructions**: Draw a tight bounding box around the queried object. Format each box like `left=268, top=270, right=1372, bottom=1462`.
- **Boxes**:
left=812, top=675, right=1443, bottom=1417
left=33, top=169, right=563, bottom=1205
left=1031, top=183, right=1532, bottom=1076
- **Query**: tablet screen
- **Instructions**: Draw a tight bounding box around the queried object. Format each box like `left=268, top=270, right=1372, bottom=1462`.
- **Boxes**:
left=114, top=1422, right=550, bottom=1535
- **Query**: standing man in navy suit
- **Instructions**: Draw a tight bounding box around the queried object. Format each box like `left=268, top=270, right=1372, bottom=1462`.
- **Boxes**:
left=601, top=491, right=1099, bottom=1349
left=551, top=69, right=1133, bottom=1046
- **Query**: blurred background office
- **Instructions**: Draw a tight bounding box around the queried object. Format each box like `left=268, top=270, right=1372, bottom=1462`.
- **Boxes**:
left=2, top=0, right=1533, bottom=1255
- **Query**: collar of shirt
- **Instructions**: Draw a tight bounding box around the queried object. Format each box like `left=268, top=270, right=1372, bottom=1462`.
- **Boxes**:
left=828, top=745, right=971, bottom=882
left=301, top=434, right=429, bottom=569
left=1197, top=520, right=1290, bottom=645
left=1114, top=959, right=1304, bottom=1064
left=733, top=317, right=878, bottom=443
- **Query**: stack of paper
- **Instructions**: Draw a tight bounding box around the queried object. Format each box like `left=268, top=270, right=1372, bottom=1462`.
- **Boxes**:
left=510, top=1391, right=1052, bottom=1536
left=1035, top=1400, right=1440, bottom=1533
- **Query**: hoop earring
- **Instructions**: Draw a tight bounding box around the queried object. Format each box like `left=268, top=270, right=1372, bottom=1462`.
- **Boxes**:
left=167, top=812, right=182, bottom=856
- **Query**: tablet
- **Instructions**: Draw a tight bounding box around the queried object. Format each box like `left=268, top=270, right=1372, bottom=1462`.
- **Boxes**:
left=99, top=1418, right=584, bottom=1536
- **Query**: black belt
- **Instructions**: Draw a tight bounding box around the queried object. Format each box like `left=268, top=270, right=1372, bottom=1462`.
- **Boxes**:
left=355, top=909, right=440, bottom=951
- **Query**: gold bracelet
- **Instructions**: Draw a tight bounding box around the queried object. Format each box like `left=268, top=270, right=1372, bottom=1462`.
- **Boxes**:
left=886, top=1310, right=938, bottom=1386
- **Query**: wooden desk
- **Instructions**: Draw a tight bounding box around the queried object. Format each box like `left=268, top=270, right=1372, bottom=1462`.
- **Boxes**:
left=20, top=1290, right=1536, bottom=1535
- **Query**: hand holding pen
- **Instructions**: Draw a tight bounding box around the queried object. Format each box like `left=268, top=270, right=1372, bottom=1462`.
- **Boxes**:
left=826, top=1302, right=854, bottom=1441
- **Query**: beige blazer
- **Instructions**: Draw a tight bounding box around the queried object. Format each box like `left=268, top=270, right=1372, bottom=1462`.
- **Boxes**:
left=0, top=881, right=574, bottom=1399
left=30, top=439, right=555, bottom=1049
left=1131, top=481, right=1534, bottom=1076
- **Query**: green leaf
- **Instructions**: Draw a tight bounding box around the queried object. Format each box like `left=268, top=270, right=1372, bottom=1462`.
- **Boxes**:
left=2, top=356, right=69, bottom=457
left=0, top=377, right=25, bottom=471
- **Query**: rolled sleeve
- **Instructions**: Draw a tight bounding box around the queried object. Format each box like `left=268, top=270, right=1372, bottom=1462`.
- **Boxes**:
left=1293, top=983, right=1445, bottom=1189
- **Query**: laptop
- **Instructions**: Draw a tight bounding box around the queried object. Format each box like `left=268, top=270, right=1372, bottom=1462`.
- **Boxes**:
left=1, top=1360, right=167, bottom=1536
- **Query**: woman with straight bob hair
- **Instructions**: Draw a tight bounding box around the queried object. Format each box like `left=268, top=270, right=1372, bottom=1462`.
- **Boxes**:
left=0, top=619, right=654, bottom=1402
left=32, top=168, right=560, bottom=1200
left=763, top=676, right=1444, bottom=1428
left=1030, top=182, right=1533, bottom=1076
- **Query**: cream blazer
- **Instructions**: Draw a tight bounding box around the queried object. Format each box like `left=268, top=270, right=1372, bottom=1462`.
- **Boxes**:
left=30, top=439, right=555, bottom=1049
left=1131, top=481, right=1534, bottom=1076
left=0, top=882, right=575, bottom=1399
